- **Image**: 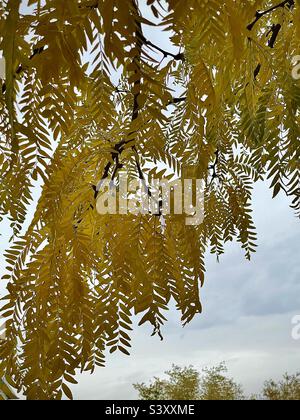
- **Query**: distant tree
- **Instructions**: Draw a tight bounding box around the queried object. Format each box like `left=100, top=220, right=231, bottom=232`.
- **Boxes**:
left=199, top=364, right=244, bottom=401
left=134, top=378, right=168, bottom=401
left=262, top=373, right=300, bottom=400
left=134, top=366, right=200, bottom=400
left=134, top=363, right=244, bottom=401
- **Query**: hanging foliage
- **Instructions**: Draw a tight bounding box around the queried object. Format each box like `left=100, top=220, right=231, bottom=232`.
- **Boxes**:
left=0, top=0, right=299, bottom=399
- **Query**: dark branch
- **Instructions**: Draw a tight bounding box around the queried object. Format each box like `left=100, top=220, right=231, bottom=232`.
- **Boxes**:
left=145, top=40, right=185, bottom=61
left=94, top=0, right=145, bottom=198
left=208, top=150, right=220, bottom=189
left=247, top=0, right=295, bottom=31
left=93, top=139, right=132, bottom=197
left=254, top=63, right=262, bottom=80
left=130, top=2, right=163, bottom=215
left=168, top=96, right=187, bottom=106
left=268, top=23, right=282, bottom=48
left=133, top=146, right=163, bottom=216
left=94, top=2, right=164, bottom=216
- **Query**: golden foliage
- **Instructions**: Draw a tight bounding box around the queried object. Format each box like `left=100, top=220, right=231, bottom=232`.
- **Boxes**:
left=0, top=0, right=299, bottom=399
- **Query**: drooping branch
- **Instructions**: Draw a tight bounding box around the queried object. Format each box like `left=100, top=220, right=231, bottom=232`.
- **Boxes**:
left=1, top=0, right=100, bottom=95
left=94, top=0, right=166, bottom=223
left=94, top=0, right=145, bottom=197
left=130, top=2, right=163, bottom=215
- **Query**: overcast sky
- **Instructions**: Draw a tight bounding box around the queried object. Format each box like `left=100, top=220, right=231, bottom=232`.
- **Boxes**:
left=0, top=0, right=300, bottom=400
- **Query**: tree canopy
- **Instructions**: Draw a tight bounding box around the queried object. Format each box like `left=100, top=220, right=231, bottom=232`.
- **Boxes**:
left=0, top=0, right=299, bottom=399
left=134, top=364, right=300, bottom=400
left=134, top=364, right=244, bottom=400
left=263, top=373, right=300, bottom=400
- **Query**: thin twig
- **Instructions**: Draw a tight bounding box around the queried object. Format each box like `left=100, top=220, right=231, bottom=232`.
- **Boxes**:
left=145, top=40, right=185, bottom=62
